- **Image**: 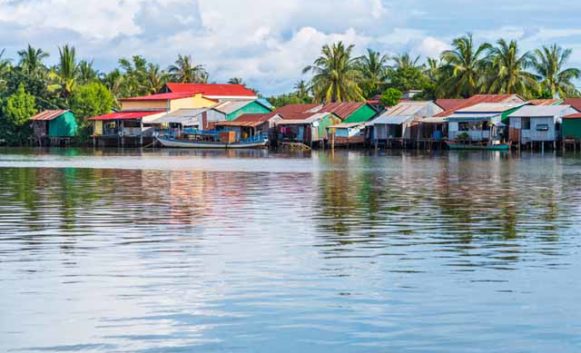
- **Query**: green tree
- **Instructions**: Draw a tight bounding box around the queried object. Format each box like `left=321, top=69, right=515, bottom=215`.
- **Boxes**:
left=69, top=82, right=115, bottom=133
left=356, top=49, right=390, bottom=98
left=144, top=63, right=168, bottom=94
left=228, top=77, right=244, bottom=85
left=294, top=80, right=311, bottom=101
left=392, top=53, right=422, bottom=70
left=0, top=49, right=11, bottom=92
left=532, top=44, right=580, bottom=98
left=78, top=60, right=99, bottom=84
left=487, top=39, right=537, bottom=97
left=303, top=41, right=364, bottom=103
left=4, top=83, right=37, bottom=127
left=168, top=54, right=208, bottom=83
left=380, top=88, right=402, bottom=107
left=52, top=44, right=79, bottom=98
left=441, top=33, right=492, bottom=97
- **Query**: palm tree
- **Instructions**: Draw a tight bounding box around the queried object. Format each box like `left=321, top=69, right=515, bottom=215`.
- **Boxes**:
left=294, top=80, right=311, bottom=100
left=118, top=56, right=150, bottom=97
left=487, top=39, right=537, bottom=97
left=392, top=53, right=422, bottom=70
left=532, top=44, right=580, bottom=98
left=441, top=33, right=492, bottom=97
left=168, top=55, right=208, bottom=83
left=303, top=41, right=364, bottom=103
left=78, top=60, right=99, bottom=84
left=0, top=49, right=11, bottom=91
left=55, top=44, right=78, bottom=98
left=228, top=77, right=244, bottom=85
left=144, top=63, right=168, bottom=94
left=356, top=49, right=390, bottom=98
left=17, top=45, right=49, bottom=77
left=101, top=69, right=124, bottom=99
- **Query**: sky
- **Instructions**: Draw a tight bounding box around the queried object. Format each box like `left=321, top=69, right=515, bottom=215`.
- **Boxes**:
left=1, top=0, right=581, bottom=96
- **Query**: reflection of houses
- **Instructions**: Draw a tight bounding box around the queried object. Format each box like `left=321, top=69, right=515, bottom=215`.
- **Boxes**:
left=29, top=110, right=78, bottom=146
left=215, top=113, right=281, bottom=141
left=508, top=105, right=576, bottom=147
left=367, top=101, right=443, bottom=146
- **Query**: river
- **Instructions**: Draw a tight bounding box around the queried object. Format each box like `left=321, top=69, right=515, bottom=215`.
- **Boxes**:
left=1, top=148, right=580, bottom=352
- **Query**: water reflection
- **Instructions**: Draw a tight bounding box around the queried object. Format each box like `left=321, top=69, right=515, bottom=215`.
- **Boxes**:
left=0, top=148, right=580, bottom=353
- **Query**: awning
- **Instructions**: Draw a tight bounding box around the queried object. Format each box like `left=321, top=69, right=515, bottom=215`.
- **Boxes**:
left=421, top=117, right=447, bottom=124
left=88, top=111, right=164, bottom=121
left=151, top=109, right=207, bottom=126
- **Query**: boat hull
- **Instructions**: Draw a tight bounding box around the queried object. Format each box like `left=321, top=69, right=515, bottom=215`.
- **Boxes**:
left=446, top=142, right=510, bottom=151
left=156, top=136, right=268, bottom=149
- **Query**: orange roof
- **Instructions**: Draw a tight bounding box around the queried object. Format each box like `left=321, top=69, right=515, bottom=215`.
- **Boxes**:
left=564, top=98, right=581, bottom=112
left=434, top=95, right=524, bottom=117
left=30, top=110, right=68, bottom=121
left=165, top=83, right=257, bottom=97
left=529, top=99, right=561, bottom=106
left=564, top=113, right=581, bottom=119
left=216, top=114, right=275, bottom=128
left=435, top=99, right=467, bottom=111
left=121, top=92, right=195, bottom=101
left=319, top=102, right=364, bottom=119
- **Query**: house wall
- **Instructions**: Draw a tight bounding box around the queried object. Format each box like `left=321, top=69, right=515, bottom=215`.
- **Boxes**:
left=343, top=105, right=377, bottom=123
left=120, top=100, right=167, bottom=111
left=93, top=121, right=103, bottom=136
left=170, top=95, right=216, bottom=110
left=448, top=121, right=491, bottom=141
left=510, top=116, right=557, bottom=142
left=316, top=115, right=341, bottom=140
left=205, top=110, right=227, bottom=123
left=226, top=101, right=272, bottom=121
left=49, top=112, right=78, bottom=137
left=563, top=119, right=581, bottom=139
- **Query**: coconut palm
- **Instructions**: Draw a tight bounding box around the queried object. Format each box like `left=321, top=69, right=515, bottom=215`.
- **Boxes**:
left=54, top=44, right=79, bottom=98
left=392, top=53, right=423, bottom=70
left=17, top=45, right=49, bottom=77
left=303, top=41, right=364, bottom=103
left=144, top=63, right=168, bottom=94
left=441, top=33, right=492, bottom=97
left=486, top=39, right=538, bottom=97
left=294, top=80, right=311, bottom=100
left=78, top=60, right=99, bottom=84
left=0, top=49, right=11, bottom=91
left=168, top=55, right=208, bottom=83
left=532, top=44, right=580, bottom=98
left=356, top=49, right=390, bottom=98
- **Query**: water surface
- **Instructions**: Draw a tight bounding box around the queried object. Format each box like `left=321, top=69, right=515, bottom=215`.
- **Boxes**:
left=1, top=148, right=580, bottom=353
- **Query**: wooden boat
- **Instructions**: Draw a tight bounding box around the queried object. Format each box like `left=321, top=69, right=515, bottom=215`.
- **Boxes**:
left=156, top=135, right=269, bottom=149
left=446, top=141, right=510, bottom=151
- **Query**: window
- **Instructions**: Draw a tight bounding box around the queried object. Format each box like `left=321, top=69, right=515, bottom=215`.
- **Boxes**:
left=536, top=124, right=549, bottom=132
left=459, top=122, right=469, bottom=131
left=522, top=118, right=531, bottom=130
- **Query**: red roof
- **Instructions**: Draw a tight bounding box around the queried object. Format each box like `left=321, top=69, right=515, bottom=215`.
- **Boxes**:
left=564, top=113, right=581, bottom=119
left=274, top=104, right=321, bottom=120
left=435, top=99, right=467, bottom=111
left=216, top=114, right=275, bottom=128
left=564, top=98, right=581, bottom=112
left=319, top=102, right=364, bottom=119
left=88, top=111, right=163, bottom=121
left=121, top=92, right=195, bottom=101
left=30, top=110, right=68, bottom=121
left=434, top=94, right=524, bottom=117
left=165, top=83, right=257, bottom=97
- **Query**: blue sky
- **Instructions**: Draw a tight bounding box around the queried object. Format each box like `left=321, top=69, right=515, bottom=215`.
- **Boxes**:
left=1, top=0, right=580, bottom=95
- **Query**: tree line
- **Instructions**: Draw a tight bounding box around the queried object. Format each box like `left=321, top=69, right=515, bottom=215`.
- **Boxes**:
left=277, top=33, right=581, bottom=106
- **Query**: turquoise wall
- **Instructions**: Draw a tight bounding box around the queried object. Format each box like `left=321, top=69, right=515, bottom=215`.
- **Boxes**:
left=49, top=111, right=78, bottom=137
left=226, top=101, right=272, bottom=121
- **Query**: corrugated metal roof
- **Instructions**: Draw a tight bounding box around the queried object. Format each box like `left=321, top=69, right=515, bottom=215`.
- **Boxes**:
left=275, top=104, right=322, bottom=120
left=372, top=115, right=415, bottom=125
left=212, top=100, right=254, bottom=114
left=456, top=102, right=523, bottom=113
left=164, top=83, right=257, bottom=97
left=385, top=101, right=433, bottom=116
left=30, top=110, right=68, bottom=121
left=277, top=113, right=328, bottom=125
left=564, top=98, right=581, bottom=112
left=529, top=99, right=562, bottom=106
left=329, top=123, right=364, bottom=129
left=435, top=99, right=466, bottom=111
left=215, top=113, right=277, bottom=128
left=509, top=105, right=574, bottom=117
left=564, top=113, right=581, bottom=119
left=434, top=94, right=525, bottom=117
left=151, top=109, right=208, bottom=125
left=88, top=111, right=163, bottom=121
left=319, top=102, right=364, bottom=119
left=369, top=101, right=441, bottom=125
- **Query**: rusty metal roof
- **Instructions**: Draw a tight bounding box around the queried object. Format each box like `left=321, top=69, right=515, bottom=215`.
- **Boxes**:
left=30, top=110, right=68, bottom=121
left=434, top=94, right=525, bottom=117
left=318, top=102, right=364, bottom=119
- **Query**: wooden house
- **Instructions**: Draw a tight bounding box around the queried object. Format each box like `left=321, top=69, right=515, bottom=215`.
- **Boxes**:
left=508, top=105, right=576, bottom=146
left=276, top=112, right=340, bottom=147
left=206, top=99, right=272, bottom=122
left=367, top=101, right=443, bottom=145
left=29, top=110, right=78, bottom=146
left=447, top=103, right=526, bottom=142
left=88, top=111, right=166, bottom=146
left=215, top=113, right=281, bottom=141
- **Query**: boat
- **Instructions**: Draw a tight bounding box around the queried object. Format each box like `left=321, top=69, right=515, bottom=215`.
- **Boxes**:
left=155, top=129, right=269, bottom=149
left=446, top=141, right=510, bottom=151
